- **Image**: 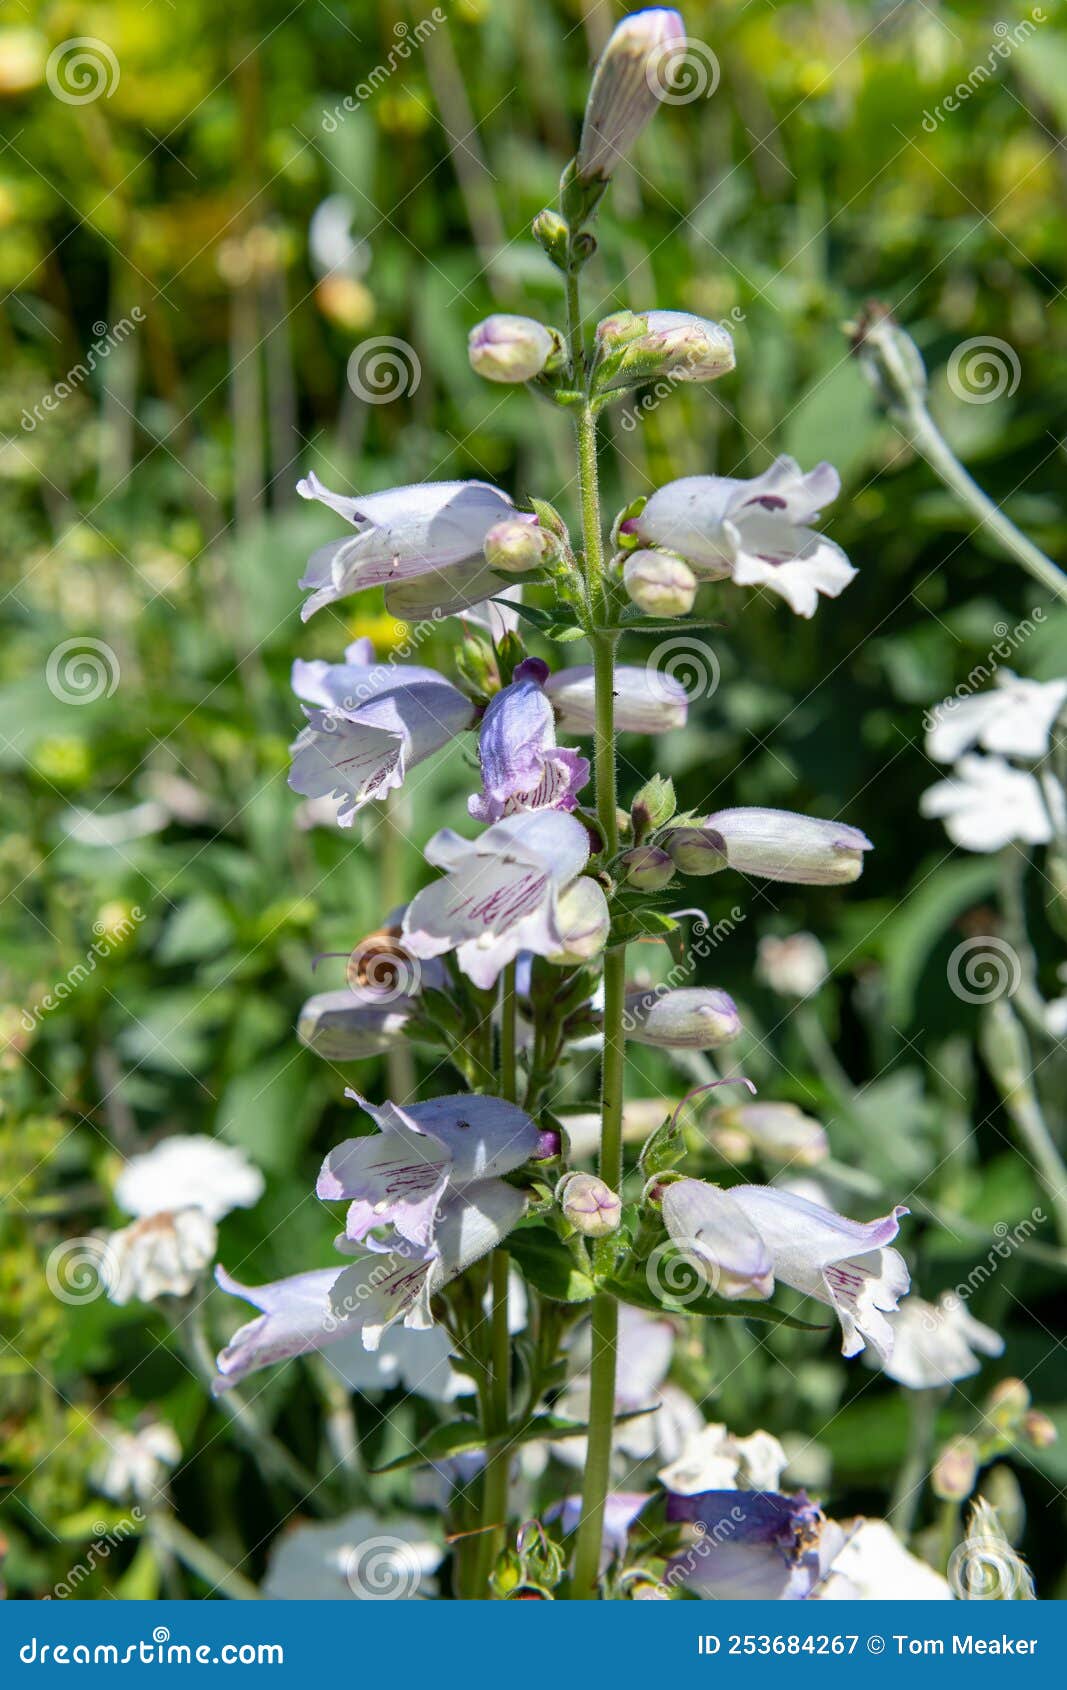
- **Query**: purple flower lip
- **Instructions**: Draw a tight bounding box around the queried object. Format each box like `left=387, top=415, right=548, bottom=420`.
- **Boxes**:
left=534, top=1128, right=562, bottom=1161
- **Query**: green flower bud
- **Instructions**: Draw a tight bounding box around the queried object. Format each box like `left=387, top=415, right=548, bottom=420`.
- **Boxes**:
left=483, top=518, right=558, bottom=575
left=665, top=826, right=728, bottom=876
left=621, top=845, right=675, bottom=890
left=931, top=1437, right=979, bottom=1502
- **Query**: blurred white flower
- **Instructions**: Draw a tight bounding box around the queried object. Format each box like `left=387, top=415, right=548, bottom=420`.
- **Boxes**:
left=882, top=1294, right=1003, bottom=1390
left=115, top=1136, right=264, bottom=1224
left=658, top=1422, right=787, bottom=1496
left=926, top=671, right=1067, bottom=765
left=920, top=754, right=1064, bottom=852
left=105, top=1209, right=217, bottom=1305
left=262, top=1508, right=441, bottom=1600
left=756, top=932, right=828, bottom=999
left=95, top=1419, right=180, bottom=1505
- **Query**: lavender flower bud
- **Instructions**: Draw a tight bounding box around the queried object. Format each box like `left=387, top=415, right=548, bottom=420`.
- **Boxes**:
left=665, top=826, right=727, bottom=876
left=931, top=1438, right=979, bottom=1502
left=702, top=808, right=872, bottom=886
left=623, top=549, right=697, bottom=617
left=469, top=315, right=559, bottom=383
left=1022, top=1411, right=1057, bottom=1450
left=557, top=1171, right=622, bottom=1238
left=576, top=10, right=686, bottom=183
left=623, top=986, right=741, bottom=1049
left=621, top=845, right=675, bottom=890
left=596, top=310, right=735, bottom=391
left=483, top=517, right=558, bottom=575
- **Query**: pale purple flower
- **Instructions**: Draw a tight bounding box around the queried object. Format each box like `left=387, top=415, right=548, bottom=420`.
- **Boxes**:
left=630, top=456, right=856, bottom=618
left=622, top=986, right=742, bottom=1049
left=470, top=658, right=590, bottom=823
left=296, top=473, right=515, bottom=620
left=545, top=663, right=687, bottom=734
left=554, top=1304, right=702, bottom=1468
left=728, top=1185, right=909, bottom=1361
left=596, top=309, right=735, bottom=389
left=297, top=989, right=422, bottom=1060
left=290, top=655, right=476, bottom=824
left=468, top=315, right=558, bottom=383
left=401, top=810, right=592, bottom=990
left=317, top=1090, right=543, bottom=1254
left=262, top=1507, right=442, bottom=1600
left=665, top=1490, right=850, bottom=1599
left=214, top=1178, right=526, bottom=1387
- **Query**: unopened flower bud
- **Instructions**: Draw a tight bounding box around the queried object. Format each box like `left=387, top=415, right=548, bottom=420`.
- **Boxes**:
left=621, top=845, right=675, bottom=890
left=931, top=1437, right=979, bottom=1502
left=630, top=773, right=676, bottom=841
left=557, top=1171, right=622, bottom=1238
left=623, top=549, right=697, bottom=617
left=755, top=932, right=828, bottom=999
left=483, top=517, right=558, bottom=575
left=547, top=876, right=610, bottom=965
left=596, top=310, right=735, bottom=391
left=665, top=826, right=727, bottom=876
left=546, top=664, right=687, bottom=734
left=987, top=1377, right=1030, bottom=1419
left=702, top=808, right=872, bottom=886
left=576, top=10, right=686, bottom=183
left=623, top=986, right=741, bottom=1050
left=1022, top=1411, right=1057, bottom=1450
left=469, top=315, right=559, bottom=383
left=532, top=209, right=569, bottom=265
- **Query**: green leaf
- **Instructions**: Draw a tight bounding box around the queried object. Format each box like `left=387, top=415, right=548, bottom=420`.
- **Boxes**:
left=608, top=908, right=680, bottom=945
left=615, top=612, right=721, bottom=631
left=637, top=1111, right=683, bottom=1178
left=507, top=1225, right=595, bottom=1303
left=488, top=597, right=578, bottom=632
left=604, top=1270, right=826, bottom=1331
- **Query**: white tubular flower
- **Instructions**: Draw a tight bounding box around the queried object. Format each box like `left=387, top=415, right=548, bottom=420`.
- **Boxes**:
left=297, top=990, right=421, bottom=1060
left=595, top=309, right=735, bottom=390
left=920, top=754, right=1063, bottom=852
left=576, top=9, right=686, bottom=182
left=296, top=473, right=515, bottom=620
left=401, top=810, right=592, bottom=990
left=697, top=807, right=872, bottom=886
left=105, top=1209, right=217, bottom=1305
left=661, top=1179, right=776, bottom=1300
left=658, top=1421, right=788, bottom=1496
left=629, top=456, right=856, bottom=618
left=882, top=1294, right=1004, bottom=1390
left=95, top=1420, right=181, bottom=1505
left=815, top=1520, right=953, bottom=1601
left=727, top=1185, right=910, bottom=1362
left=546, top=876, right=611, bottom=964
left=926, top=670, right=1067, bottom=764
left=114, top=1136, right=264, bottom=1224
left=261, top=1508, right=442, bottom=1600
left=623, top=549, right=697, bottom=617
left=544, top=664, right=688, bottom=733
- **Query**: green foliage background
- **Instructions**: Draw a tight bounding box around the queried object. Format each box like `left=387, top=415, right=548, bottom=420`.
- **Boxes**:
left=2, top=0, right=1066, bottom=1597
